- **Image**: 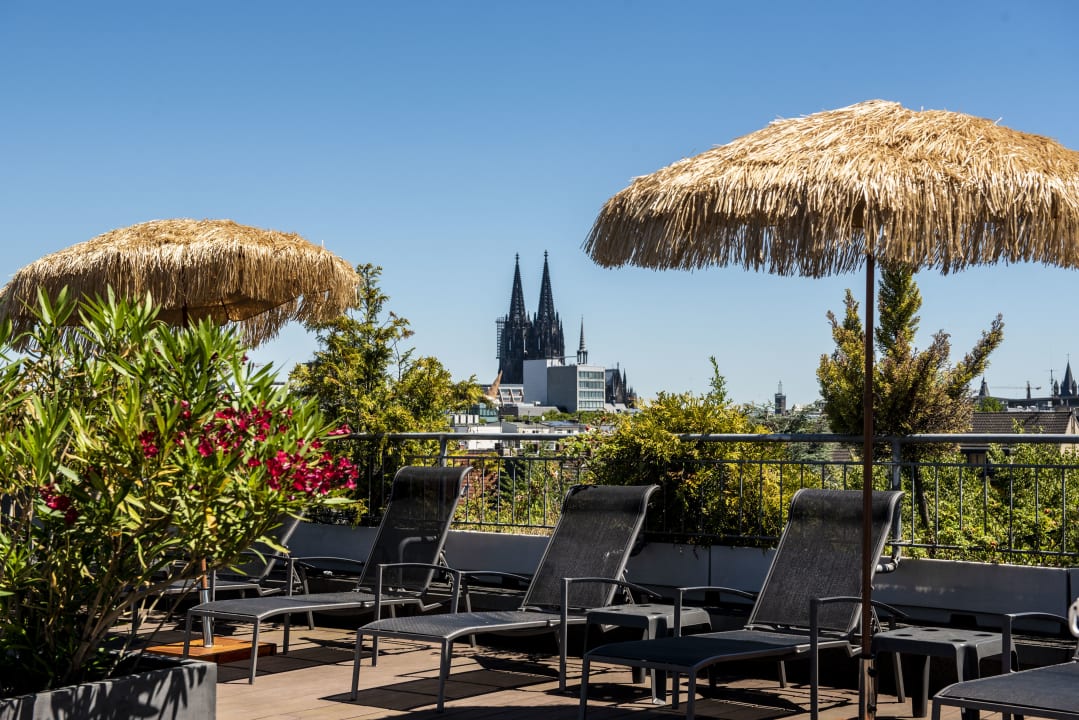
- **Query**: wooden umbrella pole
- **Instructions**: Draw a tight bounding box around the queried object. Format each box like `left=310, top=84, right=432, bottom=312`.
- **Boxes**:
left=860, top=253, right=876, bottom=720
left=183, top=300, right=216, bottom=648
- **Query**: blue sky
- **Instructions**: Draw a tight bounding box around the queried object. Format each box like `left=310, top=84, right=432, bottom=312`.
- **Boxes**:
left=2, top=2, right=1077, bottom=406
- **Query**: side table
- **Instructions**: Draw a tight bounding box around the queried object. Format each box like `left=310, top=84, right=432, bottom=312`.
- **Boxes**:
left=585, top=603, right=711, bottom=702
left=872, top=626, right=1005, bottom=720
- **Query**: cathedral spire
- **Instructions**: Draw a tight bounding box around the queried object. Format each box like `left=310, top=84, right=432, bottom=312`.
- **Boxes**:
left=508, top=253, right=528, bottom=324
left=536, top=251, right=557, bottom=329
left=577, top=318, right=588, bottom=365
left=528, top=251, right=565, bottom=361
left=496, top=254, right=532, bottom=384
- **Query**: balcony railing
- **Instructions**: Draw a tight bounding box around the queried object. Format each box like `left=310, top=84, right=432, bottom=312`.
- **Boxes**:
left=326, top=432, right=1079, bottom=566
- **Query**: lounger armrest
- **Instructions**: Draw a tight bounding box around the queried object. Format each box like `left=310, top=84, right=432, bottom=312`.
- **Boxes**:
left=1002, top=610, right=1071, bottom=672
left=374, top=562, right=463, bottom=617
left=456, top=570, right=531, bottom=612
left=218, top=549, right=291, bottom=580
left=808, top=596, right=906, bottom=652
left=292, top=555, right=368, bottom=570
left=675, top=585, right=757, bottom=608
left=286, top=556, right=367, bottom=595
left=457, top=569, right=531, bottom=585
left=560, top=576, right=660, bottom=609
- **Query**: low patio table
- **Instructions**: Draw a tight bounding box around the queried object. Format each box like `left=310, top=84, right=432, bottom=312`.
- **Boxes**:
left=585, top=602, right=712, bottom=701
left=872, top=626, right=1004, bottom=720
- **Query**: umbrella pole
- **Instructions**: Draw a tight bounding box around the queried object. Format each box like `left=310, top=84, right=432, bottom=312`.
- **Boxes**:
left=184, top=303, right=215, bottom=648
left=860, top=254, right=876, bottom=720
left=200, top=558, right=214, bottom=648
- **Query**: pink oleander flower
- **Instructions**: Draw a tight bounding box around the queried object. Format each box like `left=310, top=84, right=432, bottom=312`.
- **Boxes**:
left=138, top=430, right=160, bottom=458
left=39, top=484, right=77, bottom=525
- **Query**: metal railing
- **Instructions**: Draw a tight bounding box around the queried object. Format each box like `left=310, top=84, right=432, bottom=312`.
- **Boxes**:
left=326, top=431, right=1079, bottom=565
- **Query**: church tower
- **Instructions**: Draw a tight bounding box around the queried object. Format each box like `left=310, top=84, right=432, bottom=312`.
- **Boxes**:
left=576, top=319, right=588, bottom=365
left=526, top=251, right=565, bottom=362
left=774, top=381, right=787, bottom=415
left=1062, top=360, right=1076, bottom=398
left=495, top=255, right=531, bottom=384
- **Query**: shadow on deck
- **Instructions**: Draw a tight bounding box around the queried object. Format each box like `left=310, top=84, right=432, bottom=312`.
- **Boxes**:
left=137, top=617, right=977, bottom=720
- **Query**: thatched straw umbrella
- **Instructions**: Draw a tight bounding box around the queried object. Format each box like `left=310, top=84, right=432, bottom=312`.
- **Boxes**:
left=0, top=218, right=359, bottom=347
left=585, top=99, right=1079, bottom=717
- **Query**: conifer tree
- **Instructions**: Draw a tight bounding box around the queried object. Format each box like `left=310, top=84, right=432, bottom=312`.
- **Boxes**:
left=817, top=266, right=1004, bottom=527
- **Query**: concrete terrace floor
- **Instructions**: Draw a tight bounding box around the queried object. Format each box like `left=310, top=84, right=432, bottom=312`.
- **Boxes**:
left=140, top=618, right=972, bottom=720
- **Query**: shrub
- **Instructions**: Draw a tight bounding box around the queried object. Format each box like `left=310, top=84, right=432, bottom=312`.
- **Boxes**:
left=0, top=291, right=357, bottom=696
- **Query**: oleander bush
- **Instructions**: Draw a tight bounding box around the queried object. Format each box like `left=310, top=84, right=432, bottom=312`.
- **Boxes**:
left=0, top=291, right=357, bottom=696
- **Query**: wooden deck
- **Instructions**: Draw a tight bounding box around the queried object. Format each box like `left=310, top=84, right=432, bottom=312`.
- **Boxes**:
left=140, top=619, right=973, bottom=720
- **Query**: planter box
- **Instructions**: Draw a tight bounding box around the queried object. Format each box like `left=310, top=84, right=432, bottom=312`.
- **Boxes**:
left=0, top=656, right=216, bottom=720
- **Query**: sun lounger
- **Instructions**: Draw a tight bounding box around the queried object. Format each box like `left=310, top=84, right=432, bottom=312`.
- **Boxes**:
left=932, top=601, right=1079, bottom=720
left=350, top=483, right=659, bottom=712
left=579, top=487, right=904, bottom=720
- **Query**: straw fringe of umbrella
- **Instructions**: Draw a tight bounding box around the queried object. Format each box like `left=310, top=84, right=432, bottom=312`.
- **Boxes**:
left=586, top=99, right=1079, bottom=277
left=0, top=218, right=359, bottom=347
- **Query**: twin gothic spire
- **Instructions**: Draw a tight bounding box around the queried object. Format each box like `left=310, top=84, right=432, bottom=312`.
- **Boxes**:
left=496, top=253, right=566, bottom=384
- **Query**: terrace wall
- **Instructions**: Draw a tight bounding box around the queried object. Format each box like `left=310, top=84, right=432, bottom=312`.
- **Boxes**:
left=290, top=523, right=1078, bottom=627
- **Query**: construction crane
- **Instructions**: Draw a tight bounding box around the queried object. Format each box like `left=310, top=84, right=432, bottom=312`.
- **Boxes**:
left=994, top=382, right=1042, bottom=398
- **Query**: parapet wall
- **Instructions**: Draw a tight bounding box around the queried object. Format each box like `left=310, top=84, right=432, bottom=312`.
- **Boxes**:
left=290, top=524, right=1078, bottom=625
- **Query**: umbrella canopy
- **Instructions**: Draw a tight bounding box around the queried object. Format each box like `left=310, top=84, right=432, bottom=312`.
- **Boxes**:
left=587, top=99, right=1079, bottom=274
left=585, top=99, right=1079, bottom=719
left=0, top=218, right=359, bottom=346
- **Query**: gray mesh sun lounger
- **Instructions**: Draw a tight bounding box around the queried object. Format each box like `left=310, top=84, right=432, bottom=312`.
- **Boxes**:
left=933, top=663, right=1079, bottom=720
left=579, top=488, right=904, bottom=720
left=350, top=483, right=659, bottom=712
left=182, top=465, right=470, bottom=683
left=932, top=604, right=1079, bottom=720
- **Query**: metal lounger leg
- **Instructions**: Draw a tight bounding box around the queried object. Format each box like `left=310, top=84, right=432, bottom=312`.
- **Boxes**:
left=283, top=615, right=290, bottom=654
left=248, top=622, right=260, bottom=684
left=350, top=630, right=364, bottom=700
left=182, top=613, right=194, bottom=657
left=437, top=638, right=453, bottom=712
left=686, top=671, right=696, bottom=720
left=558, top=619, right=568, bottom=691
left=578, top=656, right=590, bottom=720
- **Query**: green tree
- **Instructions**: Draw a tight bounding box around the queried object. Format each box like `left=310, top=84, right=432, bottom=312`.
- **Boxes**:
left=976, top=395, right=1006, bottom=412
left=289, top=264, right=482, bottom=501
left=816, top=266, right=1004, bottom=526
